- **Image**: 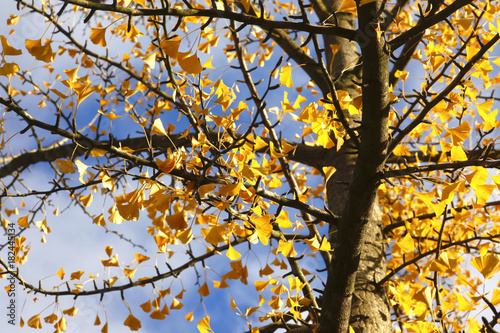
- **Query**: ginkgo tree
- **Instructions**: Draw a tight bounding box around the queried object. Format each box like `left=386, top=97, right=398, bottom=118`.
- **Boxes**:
left=1, top=0, right=500, bottom=332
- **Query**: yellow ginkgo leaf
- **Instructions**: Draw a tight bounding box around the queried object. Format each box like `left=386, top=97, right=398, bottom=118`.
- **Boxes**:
left=56, top=267, right=65, bottom=279
left=17, top=214, right=29, bottom=228
left=219, top=182, right=242, bottom=197
left=336, top=0, right=356, bottom=14
left=27, top=314, right=42, bottom=329
left=414, top=286, right=435, bottom=309
left=165, top=212, right=188, bottom=230
left=279, top=63, right=293, bottom=88
left=278, top=239, right=297, bottom=257
left=396, top=233, right=414, bottom=254
left=198, top=282, right=210, bottom=297
left=160, top=37, right=182, bottom=58
left=142, top=52, right=157, bottom=69
left=140, top=300, right=152, bottom=313
left=276, top=210, right=292, bottom=229
left=121, top=24, right=144, bottom=40
left=0, top=62, right=20, bottom=77
left=170, top=298, right=183, bottom=310
left=150, top=308, right=165, bottom=320
left=226, top=244, right=241, bottom=261
left=176, top=228, right=193, bottom=244
left=447, top=121, right=470, bottom=146
left=100, top=254, right=119, bottom=267
left=70, top=270, right=84, bottom=280
left=203, top=56, right=215, bottom=69
left=123, top=313, right=142, bottom=331
left=123, top=268, right=137, bottom=279
left=151, top=118, right=169, bottom=136
left=25, top=38, right=55, bottom=63
left=471, top=254, right=500, bottom=280
left=178, top=52, right=203, bottom=74
left=254, top=215, right=272, bottom=245
left=1, top=35, right=22, bottom=55
left=197, top=316, right=212, bottom=333
left=450, top=145, right=467, bottom=161
left=90, top=27, right=107, bottom=47
left=62, top=306, right=78, bottom=316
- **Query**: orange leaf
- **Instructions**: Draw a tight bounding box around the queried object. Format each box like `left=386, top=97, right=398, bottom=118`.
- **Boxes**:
left=25, top=38, right=55, bottom=63
left=123, top=313, right=142, bottom=331
left=198, top=282, right=210, bottom=297
left=160, top=37, right=182, bottom=58
left=165, top=212, right=188, bottom=230
left=0, top=62, right=19, bottom=77
left=178, top=52, right=203, bottom=74
left=1, top=35, right=22, bottom=55
left=254, top=215, right=272, bottom=245
left=56, top=267, right=65, bottom=280
left=336, top=0, right=356, bottom=14
left=27, top=314, right=42, bottom=329
left=90, top=27, right=107, bottom=47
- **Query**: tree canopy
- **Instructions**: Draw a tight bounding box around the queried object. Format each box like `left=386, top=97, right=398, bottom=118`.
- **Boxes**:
left=1, top=0, right=500, bottom=332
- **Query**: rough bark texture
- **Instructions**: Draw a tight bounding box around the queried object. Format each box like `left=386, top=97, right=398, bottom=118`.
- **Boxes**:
left=319, top=1, right=391, bottom=332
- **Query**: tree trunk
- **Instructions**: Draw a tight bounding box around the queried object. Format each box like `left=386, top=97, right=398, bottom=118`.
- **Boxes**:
left=319, top=1, right=391, bottom=332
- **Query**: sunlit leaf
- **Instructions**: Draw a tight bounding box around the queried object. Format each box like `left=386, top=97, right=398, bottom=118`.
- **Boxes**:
left=471, top=254, right=500, bottom=280
left=165, top=211, right=188, bottom=230
left=226, top=244, right=242, bottom=261
left=123, top=313, right=142, bottom=331
left=278, top=240, right=297, bottom=257
left=160, top=37, right=182, bottom=58
left=447, top=121, right=470, bottom=146
left=178, top=52, right=203, bottom=74
left=90, top=27, right=107, bottom=47
left=27, top=314, right=42, bottom=329
left=279, top=63, right=294, bottom=88
left=0, top=62, right=19, bottom=77
left=337, top=0, right=356, bottom=14
left=25, top=38, right=55, bottom=63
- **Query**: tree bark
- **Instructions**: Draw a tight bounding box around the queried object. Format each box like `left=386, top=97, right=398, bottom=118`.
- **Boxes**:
left=319, top=1, right=391, bottom=332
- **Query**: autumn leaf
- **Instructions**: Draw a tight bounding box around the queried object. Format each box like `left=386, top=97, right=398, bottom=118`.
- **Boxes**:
left=17, top=214, right=29, bottom=228
left=0, top=62, right=20, bottom=77
left=197, top=316, right=213, bottom=333
left=278, top=240, right=297, bottom=257
left=226, top=244, right=241, bottom=260
left=0, top=35, right=22, bottom=55
left=198, top=282, right=210, bottom=297
left=165, top=211, right=188, bottom=230
left=336, top=0, right=356, bottom=14
left=254, top=215, right=272, bottom=245
left=101, top=254, right=119, bottom=267
left=142, top=52, right=157, bottom=69
left=450, top=146, right=467, bottom=161
left=63, top=306, right=78, bottom=316
left=275, top=210, right=292, bottom=229
left=123, top=313, right=142, bottom=331
left=279, top=63, right=294, bottom=88
left=160, top=37, right=182, bottom=58
left=25, top=38, right=55, bottom=63
left=27, top=314, right=42, bottom=329
left=447, top=121, right=470, bottom=146
left=178, top=52, right=203, bottom=74
left=471, top=254, right=500, bottom=280
left=90, top=27, right=107, bottom=47
left=395, top=233, right=414, bottom=254
left=56, top=267, right=65, bottom=279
